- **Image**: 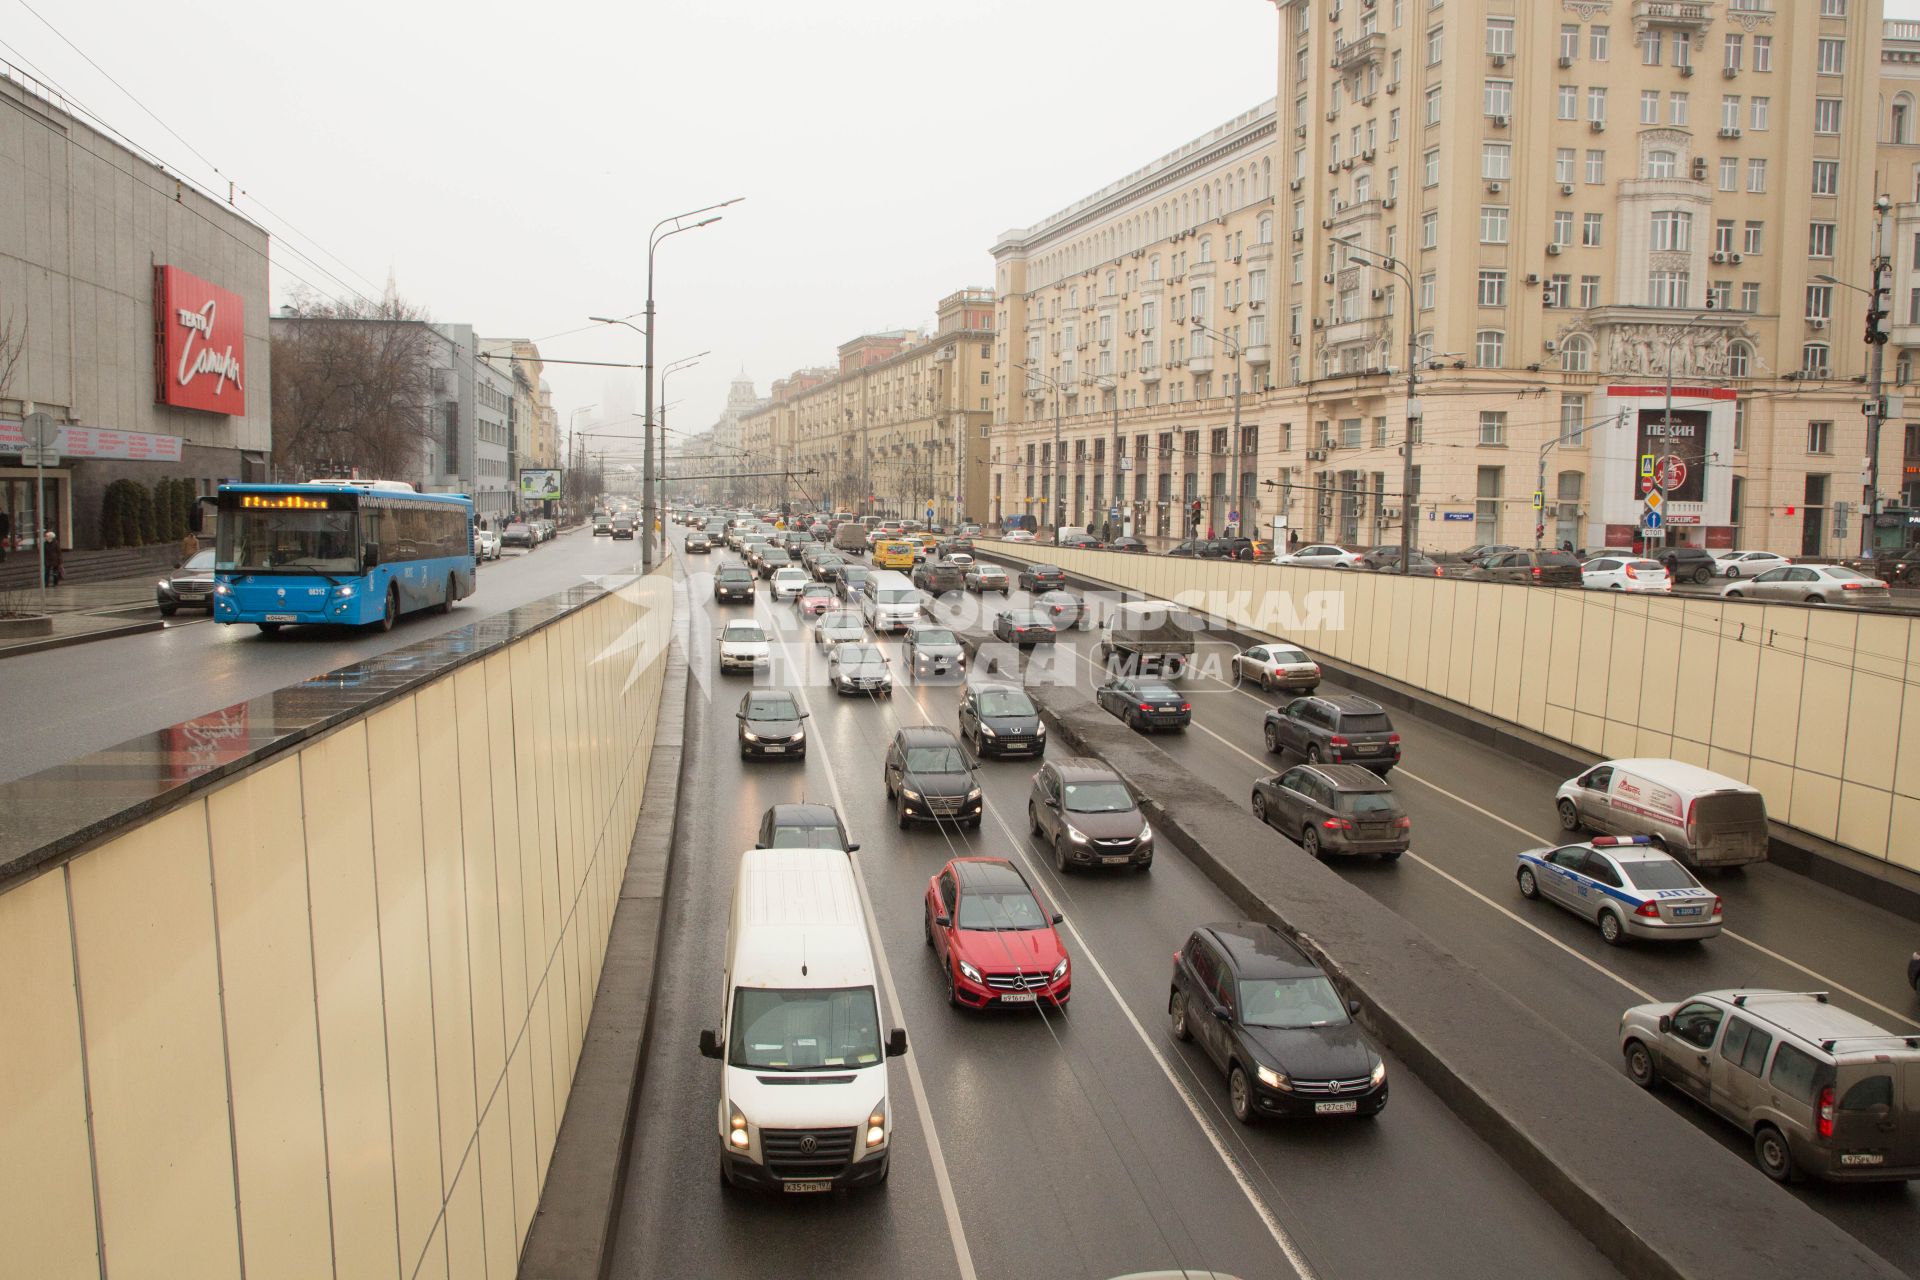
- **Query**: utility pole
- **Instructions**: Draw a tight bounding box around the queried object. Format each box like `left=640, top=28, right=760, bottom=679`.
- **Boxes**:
left=1863, top=195, right=1893, bottom=556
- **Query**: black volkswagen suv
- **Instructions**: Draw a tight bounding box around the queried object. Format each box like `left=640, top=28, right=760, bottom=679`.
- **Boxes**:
left=1170, top=922, right=1387, bottom=1123
left=1262, top=694, right=1400, bottom=774
left=882, top=727, right=982, bottom=829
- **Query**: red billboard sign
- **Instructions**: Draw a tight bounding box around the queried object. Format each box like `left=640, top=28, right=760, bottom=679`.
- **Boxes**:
left=154, top=265, right=246, bottom=416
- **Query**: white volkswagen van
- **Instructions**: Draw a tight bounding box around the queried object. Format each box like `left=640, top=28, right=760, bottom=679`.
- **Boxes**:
left=1556, top=758, right=1769, bottom=868
left=700, top=848, right=906, bottom=1192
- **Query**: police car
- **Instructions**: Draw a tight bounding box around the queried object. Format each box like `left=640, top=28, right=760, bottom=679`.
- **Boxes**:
left=1514, top=836, right=1723, bottom=945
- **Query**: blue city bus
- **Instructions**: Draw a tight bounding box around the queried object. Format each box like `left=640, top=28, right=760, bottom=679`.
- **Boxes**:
left=204, top=481, right=476, bottom=634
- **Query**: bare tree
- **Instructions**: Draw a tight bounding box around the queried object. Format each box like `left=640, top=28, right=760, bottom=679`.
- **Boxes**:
left=270, top=289, right=438, bottom=481
left=0, top=309, right=23, bottom=408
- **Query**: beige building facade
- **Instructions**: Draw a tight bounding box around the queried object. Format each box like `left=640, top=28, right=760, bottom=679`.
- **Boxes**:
left=989, top=1, right=1915, bottom=555
left=734, top=290, right=995, bottom=524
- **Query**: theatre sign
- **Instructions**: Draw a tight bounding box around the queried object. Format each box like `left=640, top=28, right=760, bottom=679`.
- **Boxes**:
left=153, top=265, right=247, bottom=416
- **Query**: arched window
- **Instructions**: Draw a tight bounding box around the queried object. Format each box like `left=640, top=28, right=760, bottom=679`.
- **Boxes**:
left=1259, top=214, right=1274, bottom=245
left=1149, top=253, right=1161, bottom=281
left=1727, top=340, right=1753, bottom=378
left=1474, top=329, right=1506, bottom=368
left=1646, top=149, right=1677, bottom=179
left=1199, top=236, right=1213, bottom=264
left=1895, top=94, right=1914, bottom=144
left=1898, top=352, right=1914, bottom=386
left=1560, top=335, right=1592, bottom=372
left=1203, top=186, right=1212, bottom=220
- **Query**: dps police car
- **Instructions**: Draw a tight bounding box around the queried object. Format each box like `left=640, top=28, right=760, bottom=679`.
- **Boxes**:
left=1515, top=835, right=1723, bottom=944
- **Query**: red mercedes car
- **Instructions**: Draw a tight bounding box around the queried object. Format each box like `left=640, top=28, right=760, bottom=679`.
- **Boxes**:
left=924, top=857, right=1070, bottom=1010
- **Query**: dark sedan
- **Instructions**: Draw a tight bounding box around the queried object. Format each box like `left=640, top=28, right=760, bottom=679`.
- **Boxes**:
left=156, top=549, right=217, bottom=615
left=992, top=609, right=1057, bottom=647
left=957, top=682, right=1046, bottom=758
left=1108, top=536, right=1150, bottom=553
left=1168, top=540, right=1207, bottom=558
left=1056, top=532, right=1104, bottom=550
left=1095, top=677, right=1191, bottom=732
left=1017, top=563, right=1068, bottom=592
left=1035, top=589, right=1091, bottom=631
left=754, top=802, right=856, bottom=851
left=1170, top=922, right=1387, bottom=1123
left=736, top=691, right=808, bottom=760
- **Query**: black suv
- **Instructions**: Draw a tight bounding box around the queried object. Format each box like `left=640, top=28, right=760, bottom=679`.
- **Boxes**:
left=736, top=691, right=808, bottom=761
left=713, top=564, right=756, bottom=602
left=1251, top=764, right=1410, bottom=861
left=882, top=727, right=982, bottom=828
left=913, top=559, right=967, bottom=594
left=957, top=682, right=1045, bottom=758
left=1028, top=758, right=1152, bottom=873
left=1262, top=694, right=1400, bottom=774
left=1200, top=537, right=1270, bottom=562
left=903, top=624, right=966, bottom=679
left=1170, top=922, right=1387, bottom=1123
left=1018, top=563, right=1068, bottom=592
left=1475, top=549, right=1581, bottom=586
left=1660, top=545, right=1719, bottom=584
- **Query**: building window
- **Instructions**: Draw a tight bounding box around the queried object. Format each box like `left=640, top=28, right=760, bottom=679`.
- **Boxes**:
left=1727, top=341, right=1752, bottom=378
left=1484, top=79, right=1513, bottom=117
left=1733, top=399, right=1748, bottom=450
left=1425, top=85, right=1443, bottom=127
left=1802, top=344, right=1831, bottom=376
left=1811, top=160, right=1839, bottom=196
left=1420, top=273, right=1437, bottom=310
left=1754, top=36, right=1771, bottom=72
left=1817, top=38, right=1845, bottom=76
left=1641, top=90, right=1661, bottom=125
left=1588, top=87, right=1608, bottom=123
left=1481, top=205, right=1510, bottom=243
left=1642, top=29, right=1662, bottom=66
left=1670, top=93, right=1689, bottom=126
left=1808, top=222, right=1835, bottom=258
left=1820, top=0, right=1848, bottom=15
left=1582, top=212, right=1605, bottom=247
left=1740, top=281, right=1762, bottom=312
left=1805, top=284, right=1832, bottom=321
left=1486, top=16, right=1515, bottom=56
left=1743, top=221, right=1764, bottom=254
left=1477, top=270, right=1507, bottom=306
left=1483, top=143, right=1511, bottom=180
left=1427, top=25, right=1444, bottom=65
left=1479, top=411, right=1508, bottom=445
left=1646, top=149, right=1676, bottom=179
left=1477, top=466, right=1503, bottom=534
left=1648, top=271, right=1691, bottom=309
left=1714, top=219, right=1736, bottom=253
left=1555, top=148, right=1576, bottom=183
left=1747, top=158, right=1767, bottom=193
left=1813, top=98, right=1842, bottom=135
left=1560, top=394, right=1589, bottom=443
left=1561, top=336, right=1592, bottom=373
left=1559, top=85, right=1578, bottom=120
left=1424, top=148, right=1440, bottom=186
left=1421, top=211, right=1439, bottom=249
left=1586, top=149, right=1606, bottom=184
left=1547, top=273, right=1571, bottom=308
left=1560, top=24, right=1580, bottom=62
left=1708, top=279, right=1733, bottom=311
left=1551, top=211, right=1574, bottom=246
left=1579, top=275, right=1601, bottom=308
left=1718, top=156, right=1738, bottom=191
left=1751, top=97, right=1769, bottom=131
left=1724, top=33, right=1743, bottom=71
left=1474, top=329, right=1505, bottom=368
left=1649, top=210, right=1690, bottom=251
left=1808, top=421, right=1832, bottom=454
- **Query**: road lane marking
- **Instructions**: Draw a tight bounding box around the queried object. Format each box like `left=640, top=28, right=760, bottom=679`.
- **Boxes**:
left=1068, top=641, right=1920, bottom=1031
left=764, top=624, right=979, bottom=1280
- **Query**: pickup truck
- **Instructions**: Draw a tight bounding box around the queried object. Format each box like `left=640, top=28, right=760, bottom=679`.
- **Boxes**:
left=1094, top=600, right=1198, bottom=677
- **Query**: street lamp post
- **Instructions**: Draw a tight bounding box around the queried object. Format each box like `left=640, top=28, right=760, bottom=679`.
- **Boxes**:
left=1815, top=193, right=1895, bottom=556
left=1014, top=362, right=1068, bottom=535
left=1336, top=246, right=1421, bottom=570
left=658, top=352, right=708, bottom=524
left=1189, top=320, right=1248, bottom=538
left=1652, top=312, right=1720, bottom=552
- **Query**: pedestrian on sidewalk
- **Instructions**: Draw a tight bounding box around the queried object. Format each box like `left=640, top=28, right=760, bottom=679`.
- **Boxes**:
left=43, top=525, right=62, bottom=587
left=181, top=528, right=199, bottom=565
left=0, top=508, right=10, bottom=561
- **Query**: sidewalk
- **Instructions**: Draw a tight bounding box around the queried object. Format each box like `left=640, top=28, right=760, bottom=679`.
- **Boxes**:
left=4, top=573, right=161, bottom=615
left=0, top=573, right=176, bottom=659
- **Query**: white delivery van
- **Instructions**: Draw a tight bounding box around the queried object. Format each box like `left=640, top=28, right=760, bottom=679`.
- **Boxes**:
left=1555, top=758, right=1770, bottom=868
left=860, top=569, right=922, bottom=634
left=699, top=848, right=906, bottom=1192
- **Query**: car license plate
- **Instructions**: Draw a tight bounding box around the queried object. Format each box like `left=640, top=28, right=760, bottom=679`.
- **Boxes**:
left=761, top=745, right=785, bottom=754
left=1840, top=1153, right=1886, bottom=1166
left=999, top=993, right=1037, bottom=1004
left=1354, top=743, right=1379, bottom=754
left=783, top=1180, right=834, bottom=1193
left=1102, top=855, right=1132, bottom=865
left=1314, top=1100, right=1359, bottom=1115
left=264, top=613, right=296, bottom=622
left=1672, top=906, right=1702, bottom=917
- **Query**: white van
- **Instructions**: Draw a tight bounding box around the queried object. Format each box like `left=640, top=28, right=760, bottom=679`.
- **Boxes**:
left=860, top=569, right=922, bottom=634
left=699, top=848, right=906, bottom=1192
left=1556, top=758, right=1770, bottom=868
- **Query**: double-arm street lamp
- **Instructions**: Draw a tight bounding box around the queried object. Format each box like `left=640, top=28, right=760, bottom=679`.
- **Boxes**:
left=658, top=352, right=708, bottom=519
left=1188, top=319, right=1249, bottom=538
left=593, top=196, right=742, bottom=570
left=1334, top=244, right=1422, bottom=570
left=1814, top=192, right=1894, bottom=555
left=1013, top=361, right=1068, bottom=533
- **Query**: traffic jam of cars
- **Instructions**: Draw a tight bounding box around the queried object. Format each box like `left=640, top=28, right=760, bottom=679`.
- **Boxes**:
left=677, top=507, right=1920, bottom=1201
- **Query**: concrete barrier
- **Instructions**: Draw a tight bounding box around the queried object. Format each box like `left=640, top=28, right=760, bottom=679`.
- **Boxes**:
left=974, top=540, right=1920, bottom=874
left=1002, top=666, right=1902, bottom=1280
left=0, top=574, right=672, bottom=1280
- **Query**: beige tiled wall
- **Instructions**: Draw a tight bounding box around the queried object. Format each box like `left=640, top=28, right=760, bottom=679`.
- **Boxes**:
left=978, top=542, right=1920, bottom=873
left=0, top=581, right=670, bottom=1280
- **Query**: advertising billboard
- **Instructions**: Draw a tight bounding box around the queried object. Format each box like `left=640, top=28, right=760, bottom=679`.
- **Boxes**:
left=1634, top=408, right=1708, bottom=504
left=154, top=265, right=247, bottom=415
left=519, top=468, right=563, bottom=500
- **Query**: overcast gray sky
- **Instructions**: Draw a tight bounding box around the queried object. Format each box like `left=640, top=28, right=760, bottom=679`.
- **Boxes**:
left=2, top=0, right=1283, bottom=459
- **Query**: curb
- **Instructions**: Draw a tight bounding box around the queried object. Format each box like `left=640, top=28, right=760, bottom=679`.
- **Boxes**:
left=0, top=617, right=167, bottom=660
left=985, top=547, right=1920, bottom=924
left=517, top=621, right=692, bottom=1280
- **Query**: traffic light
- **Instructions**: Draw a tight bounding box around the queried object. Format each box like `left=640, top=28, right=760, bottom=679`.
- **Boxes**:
left=1868, top=264, right=1891, bottom=346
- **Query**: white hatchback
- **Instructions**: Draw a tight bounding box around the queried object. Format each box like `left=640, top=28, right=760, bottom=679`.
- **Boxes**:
left=770, top=566, right=810, bottom=601
left=1581, top=556, right=1671, bottom=593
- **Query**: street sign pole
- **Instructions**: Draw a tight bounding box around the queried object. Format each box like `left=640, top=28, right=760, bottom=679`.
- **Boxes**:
left=23, top=410, right=57, bottom=610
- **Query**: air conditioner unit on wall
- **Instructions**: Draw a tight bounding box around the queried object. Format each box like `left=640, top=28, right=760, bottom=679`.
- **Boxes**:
left=1546, top=243, right=1563, bottom=256
left=1307, top=448, right=1327, bottom=461
left=1558, top=55, right=1574, bottom=69
left=1590, top=119, right=1606, bottom=132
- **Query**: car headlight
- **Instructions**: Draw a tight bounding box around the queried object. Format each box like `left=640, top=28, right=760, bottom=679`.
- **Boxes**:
left=1066, top=824, right=1089, bottom=843
left=334, top=585, right=354, bottom=597
left=958, top=959, right=983, bottom=984
left=979, top=724, right=998, bottom=737
left=1370, top=1061, right=1387, bottom=1087
left=1139, top=821, right=1153, bottom=843
left=214, top=584, right=232, bottom=596
left=742, top=731, right=760, bottom=743
left=903, top=789, right=922, bottom=802
left=866, top=1099, right=888, bottom=1149
left=966, top=788, right=982, bottom=802
left=728, top=1102, right=751, bottom=1149
left=1051, top=958, right=1069, bottom=981
left=1256, top=1064, right=1291, bottom=1091
left=792, top=729, right=804, bottom=741
left=157, top=578, right=171, bottom=590
left=1034, top=721, right=1046, bottom=735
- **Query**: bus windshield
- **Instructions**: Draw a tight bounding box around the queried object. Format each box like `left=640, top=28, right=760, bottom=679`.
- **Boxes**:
left=217, top=509, right=359, bottom=574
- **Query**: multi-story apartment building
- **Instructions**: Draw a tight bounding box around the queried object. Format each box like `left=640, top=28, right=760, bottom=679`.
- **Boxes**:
left=990, top=0, right=1912, bottom=556
left=1877, top=17, right=1920, bottom=517
left=735, top=290, right=995, bottom=524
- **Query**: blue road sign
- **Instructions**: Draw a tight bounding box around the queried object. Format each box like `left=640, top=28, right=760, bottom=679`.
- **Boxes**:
left=1644, top=510, right=1664, bottom=529
left=1442, top=511, right=1475, bottom=522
